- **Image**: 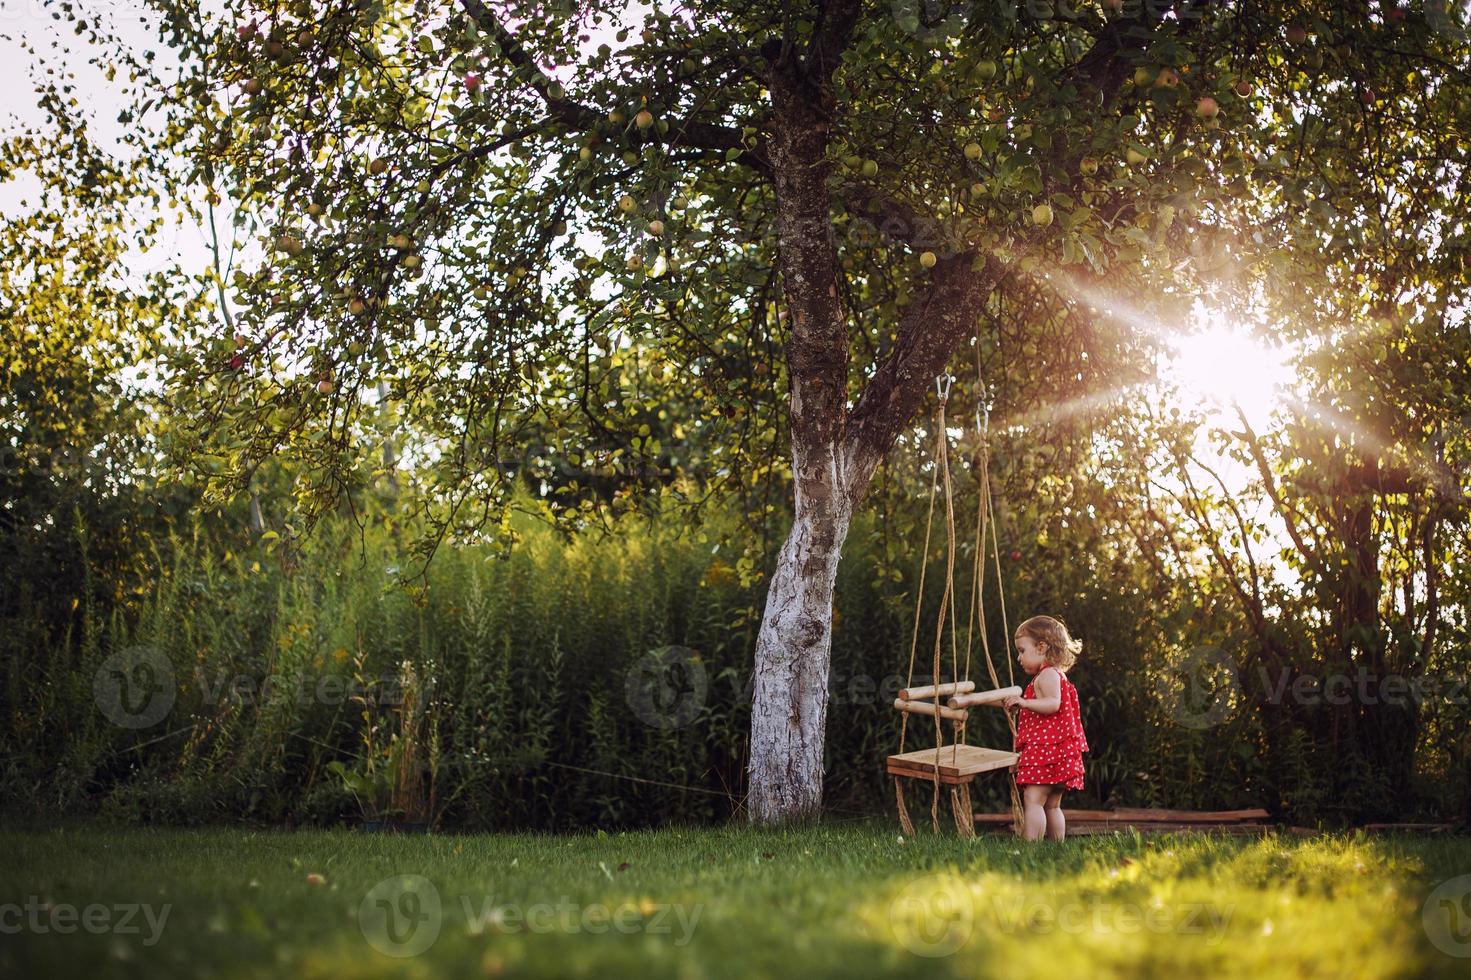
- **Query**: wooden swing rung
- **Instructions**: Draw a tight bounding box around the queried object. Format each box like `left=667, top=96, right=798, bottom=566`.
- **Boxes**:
left=887, top=744, right=1020, bottom=784
left=897, top=681, right=976, bottom=702
left=892, top=698, right=968, bottom=722
left=946, top=685, right=1022, bottom=709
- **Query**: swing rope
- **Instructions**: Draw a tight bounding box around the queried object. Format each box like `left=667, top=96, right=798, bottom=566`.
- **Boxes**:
left=893, top=368, right=1023, bottom=838
left=967, top=347, right=1024, bottom=835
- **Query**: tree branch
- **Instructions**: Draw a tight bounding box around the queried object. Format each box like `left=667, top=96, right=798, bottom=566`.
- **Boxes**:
left=459, top=0, right=771, bottom=176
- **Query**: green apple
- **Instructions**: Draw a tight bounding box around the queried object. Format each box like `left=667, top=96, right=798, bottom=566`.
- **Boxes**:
left=1079, top=156, right=1099, bottom=175
left=1031, top=203, right=1054, bottom=227
left=920, top=251, right=937, bottom=268
left=1126, top=147, right=1148, bottom=165
left=964, top=142, right=982, bottom=160
left=861, top=159, right=878, bottom=177
left=647, top=219, right=665, bottom=236
left=976, top=59, right=997, bottom=80
left=619, top=194, right=637, bottom=213
left=635, top=109, right=654, bottom=129
left=1133, top=66, right=1154, bottom=87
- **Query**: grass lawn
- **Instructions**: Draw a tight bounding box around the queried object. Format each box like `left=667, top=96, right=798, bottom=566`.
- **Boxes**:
left=2, top=822, right=1469, bottom=979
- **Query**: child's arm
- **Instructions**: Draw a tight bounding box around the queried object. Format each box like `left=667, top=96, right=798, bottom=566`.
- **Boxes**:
left=1008, top=668, right=1062, bottom=715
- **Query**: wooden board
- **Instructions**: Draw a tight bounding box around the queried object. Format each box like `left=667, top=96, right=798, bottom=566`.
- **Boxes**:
left=990, top=824, right=1280, bottom=837
left=974, top=807, right=1271, bottom=825
left=1106, top=807, right=1271, bottom=823
left=888, top=745, right=1019, bottom=785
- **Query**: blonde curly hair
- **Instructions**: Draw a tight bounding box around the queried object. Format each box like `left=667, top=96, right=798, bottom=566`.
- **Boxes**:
left=1014, top=615, right=1082, bottom=670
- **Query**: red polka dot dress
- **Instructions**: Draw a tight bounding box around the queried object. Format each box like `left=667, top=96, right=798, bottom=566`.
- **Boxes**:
left=1013, top=666, right=1088, bottom=790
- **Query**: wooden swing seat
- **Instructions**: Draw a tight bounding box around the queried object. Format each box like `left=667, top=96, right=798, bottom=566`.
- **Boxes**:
left=886, top=744, right=1020, bottom=785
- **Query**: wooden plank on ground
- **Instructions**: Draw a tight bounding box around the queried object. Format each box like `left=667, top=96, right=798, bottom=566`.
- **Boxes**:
left=983, top=823, right=1285, bottom=837
left=1361, top=823, right=1459, bottom=832
left=1107, top=807, right=1271, bottom=823
left=974, top=807, right=1271, bottom=825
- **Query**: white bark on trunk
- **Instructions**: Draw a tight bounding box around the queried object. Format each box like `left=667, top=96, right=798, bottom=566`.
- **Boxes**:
left=747, top=493, right=852, bottom=824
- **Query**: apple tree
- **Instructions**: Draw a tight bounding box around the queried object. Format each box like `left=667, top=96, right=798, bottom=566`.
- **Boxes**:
left=89, top=0, right=1471, bottom=823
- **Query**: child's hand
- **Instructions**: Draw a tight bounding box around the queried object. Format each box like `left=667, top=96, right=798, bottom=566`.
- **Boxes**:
left=1003, top=695, right=1022, bottom=709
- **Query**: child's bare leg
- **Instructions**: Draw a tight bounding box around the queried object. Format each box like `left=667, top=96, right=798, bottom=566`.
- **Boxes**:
left=1043, top=786, right=1066, bottom=840
left=1021, top=785, right=1049, bottom=841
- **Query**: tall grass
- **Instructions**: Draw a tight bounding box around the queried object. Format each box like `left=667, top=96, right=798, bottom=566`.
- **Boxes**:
left=1, top=491, right=1463, bottom=829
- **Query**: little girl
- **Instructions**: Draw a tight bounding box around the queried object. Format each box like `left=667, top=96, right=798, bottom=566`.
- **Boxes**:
left=1002, top=615, right=1088, bottom=842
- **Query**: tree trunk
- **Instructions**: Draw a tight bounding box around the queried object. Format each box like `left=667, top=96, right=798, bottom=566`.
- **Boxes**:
left=747, top=492, right=853, bottom=824
left=743, top=16, right=1001, bottom=825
